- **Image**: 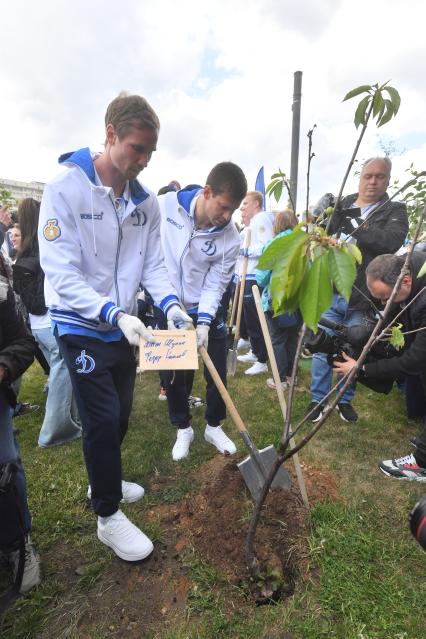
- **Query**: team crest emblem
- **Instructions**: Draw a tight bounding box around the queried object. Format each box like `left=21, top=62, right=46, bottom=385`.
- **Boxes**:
left=201, top=239, right=217, bottom=256
left=75, top=349, right=95, bottom=374
left=43, top=219, right=61, bottom=241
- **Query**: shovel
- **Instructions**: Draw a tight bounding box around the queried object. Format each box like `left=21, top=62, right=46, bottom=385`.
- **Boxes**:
left=227, top=279, right=240, bottom=350
left=199, top=345, right=291, bottom=500
left=227, top=227, right=251, bottom=376
left=252, top=285, right=309, bottom=508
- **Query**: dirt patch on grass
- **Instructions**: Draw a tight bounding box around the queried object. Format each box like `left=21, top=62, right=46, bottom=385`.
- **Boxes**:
left=37, top=456, right=338, bottom=638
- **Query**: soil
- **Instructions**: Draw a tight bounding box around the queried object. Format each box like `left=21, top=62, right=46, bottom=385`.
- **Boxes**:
left=38, top=457, right=339, bottom=639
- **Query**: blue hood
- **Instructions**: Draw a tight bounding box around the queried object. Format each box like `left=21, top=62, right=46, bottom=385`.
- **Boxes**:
left=177, top=185, right=232, bottom=233
left=58, top=147, right=149, bottom=206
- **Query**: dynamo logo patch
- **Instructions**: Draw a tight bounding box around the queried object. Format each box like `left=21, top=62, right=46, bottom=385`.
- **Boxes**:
left=75, top=349, right=95, bottom=374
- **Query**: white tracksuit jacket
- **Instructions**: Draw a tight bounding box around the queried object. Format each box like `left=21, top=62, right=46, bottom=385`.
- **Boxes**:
left=39, top=147, right=180, bottom=338
left=158, top=188, right=240, bottom=325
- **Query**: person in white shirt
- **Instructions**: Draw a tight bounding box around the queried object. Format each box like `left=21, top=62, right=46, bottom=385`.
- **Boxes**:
left=236, top=191, right=273, bottom=374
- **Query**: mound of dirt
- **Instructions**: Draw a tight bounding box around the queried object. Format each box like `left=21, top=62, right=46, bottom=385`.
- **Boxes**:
left=158, top=456, right=338, bottom=602
left=37, top=457, right=338, bottom=638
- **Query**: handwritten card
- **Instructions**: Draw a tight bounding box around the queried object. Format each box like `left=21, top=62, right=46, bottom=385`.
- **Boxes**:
left=139, top=330, right=198, bottom=370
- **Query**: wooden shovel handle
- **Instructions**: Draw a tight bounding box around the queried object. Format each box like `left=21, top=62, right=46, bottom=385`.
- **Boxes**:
left=229, top=279, right=240, bottom=328
left=252, top=285, right=310, bottom=508
left=199, top=345, right=247, bottom=435
left=234, top=227, right=251, bottom=344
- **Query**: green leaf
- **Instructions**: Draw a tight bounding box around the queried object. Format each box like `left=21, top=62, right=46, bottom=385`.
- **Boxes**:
left=417, top=259, right=426, bottom=278
left=299, top=254, right=333, bottom=330
left=384, top=86, right=401, bottom=115
left=344, top=243, right=362, bottom=265
left=280, top=246, right=308, bottom=302
left=354, top=95, right=371, bottom=129
left=390, top=324, right=405, bottom=350
left=377, top=100, right=395, bottom=127
left=272, top=180, right=283, bottom=203
left=266, top=179, right=280, bottom=195
left=327, top=247, right=356, bottom=301
left=372, top=90, right=384, bottom=118
left=257, top=227, right=308, bottom=270
left=343, top=85, right=371, bottom=101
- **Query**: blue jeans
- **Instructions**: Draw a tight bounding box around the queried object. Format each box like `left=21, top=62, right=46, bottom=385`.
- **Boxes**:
left=32, top=327, right=81, bottom=448
left=310, top=294, right=365, bottom=405
left=0, top=390, right=31, bottom=533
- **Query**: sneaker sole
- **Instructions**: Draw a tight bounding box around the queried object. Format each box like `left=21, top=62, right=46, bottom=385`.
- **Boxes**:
left=122, top=490, right=145, bottom=504
left=97, top=530, right=154, bottom=561
left=378, top=465, right=426, bottom=482
left=204, top=432, right=236, bottom=455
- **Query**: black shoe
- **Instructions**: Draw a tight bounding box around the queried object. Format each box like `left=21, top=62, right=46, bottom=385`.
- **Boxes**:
left=305, top=401, right=325, bottom=423
left=337, top=403, right=358, bottom=422
left=13, top=403, right=40, bottom=418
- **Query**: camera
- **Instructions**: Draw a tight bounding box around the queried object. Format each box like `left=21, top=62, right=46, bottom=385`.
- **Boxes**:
left=409, top=494, right=426, bottom=550
left=304, top=315, right=397, bottom=393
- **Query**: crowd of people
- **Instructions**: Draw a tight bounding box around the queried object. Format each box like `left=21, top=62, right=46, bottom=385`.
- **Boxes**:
left=1, top=92, right=425, bottom=598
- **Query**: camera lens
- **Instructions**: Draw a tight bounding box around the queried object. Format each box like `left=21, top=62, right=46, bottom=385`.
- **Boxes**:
left=409, top=494, right=426, bottom=550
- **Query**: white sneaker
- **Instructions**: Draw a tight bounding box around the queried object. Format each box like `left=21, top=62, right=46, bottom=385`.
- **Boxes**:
left=87, top=480, right=145, bottom=503
left=245, top=361, right=268, bottom=375
left=204, top=425, right=237, bottom=455
left=10, top=535, right=41, bottom=594
left=97, top=510, right=153, bottom=561
left=237, top=338, right=251, bottom=351
left=172, top=426, right=194, bottom=461
left=237, top=350, right=257, bottom=363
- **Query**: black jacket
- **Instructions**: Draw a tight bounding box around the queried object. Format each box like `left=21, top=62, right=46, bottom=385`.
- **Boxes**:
left=0, top=276, right=37, bottom=405
left=328, top=193, right=408, bottom=309
left=364, top=252, right=426, bottom=388
left=12, top=244, right=47, bottom=316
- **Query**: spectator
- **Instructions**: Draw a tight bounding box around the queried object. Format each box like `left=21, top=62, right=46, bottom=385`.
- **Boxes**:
left=333, top=253, right=426, bottom=482
left=13, top=198, right=81, bottom=448
left=0, top=252, right=41, bottom=593
left=236, top=191, right=273, bottom=374
left=256, top=209, right=301, bottom=390
left=306, top=157, right=408, bottom=423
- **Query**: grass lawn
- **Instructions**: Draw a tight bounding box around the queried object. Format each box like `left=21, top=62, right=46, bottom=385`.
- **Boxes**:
left=2, top=356, right=425, bottom=639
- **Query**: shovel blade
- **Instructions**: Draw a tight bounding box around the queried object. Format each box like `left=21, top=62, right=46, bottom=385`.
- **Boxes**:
left=227, top=349, right=237, bottom=376
left=237, top=445, right=291, bottom=500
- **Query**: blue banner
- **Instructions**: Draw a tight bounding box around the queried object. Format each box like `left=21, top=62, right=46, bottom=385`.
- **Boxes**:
left=255, top=166, right=266, bottom=210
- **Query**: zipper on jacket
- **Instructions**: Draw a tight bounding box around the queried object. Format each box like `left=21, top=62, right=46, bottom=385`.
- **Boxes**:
left=110, top=195, right=123, bottom=306
left=179, top=224, right=197, bottom=304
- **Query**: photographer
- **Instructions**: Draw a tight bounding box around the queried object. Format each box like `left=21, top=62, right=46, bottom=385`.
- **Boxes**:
left=333, top=253, right=426, bottom=482
left=0, top=252, right=41, bottom=593
left=306, top=157, right=408, bottom=423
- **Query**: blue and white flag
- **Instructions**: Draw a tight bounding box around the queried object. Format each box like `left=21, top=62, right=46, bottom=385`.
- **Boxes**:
left=255, top=166, right=266, bottom=210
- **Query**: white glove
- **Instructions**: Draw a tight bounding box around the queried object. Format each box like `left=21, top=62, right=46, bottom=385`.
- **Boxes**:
left=196, top=324, right=210, bottom=349
left=166, top=306, right=193, bottom=330
left=117, top=314, right=153, bottom=346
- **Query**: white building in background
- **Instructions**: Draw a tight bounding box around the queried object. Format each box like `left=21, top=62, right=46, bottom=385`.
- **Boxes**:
left=0, top=177, right=45, bottom=203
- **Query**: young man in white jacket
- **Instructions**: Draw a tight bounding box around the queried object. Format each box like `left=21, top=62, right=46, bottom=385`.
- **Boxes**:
left=236, top=192, right=274, bottom=374
left=38, top=93, right=191, bottom=562
left=158, top=163, right=247, bottom=461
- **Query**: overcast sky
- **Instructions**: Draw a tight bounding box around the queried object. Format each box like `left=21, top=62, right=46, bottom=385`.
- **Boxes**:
left=1, top=0, right=425, bottom=210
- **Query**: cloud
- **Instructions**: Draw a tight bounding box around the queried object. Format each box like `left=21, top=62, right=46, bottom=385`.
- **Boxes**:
left=0, top=0, right=425, bottom=207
